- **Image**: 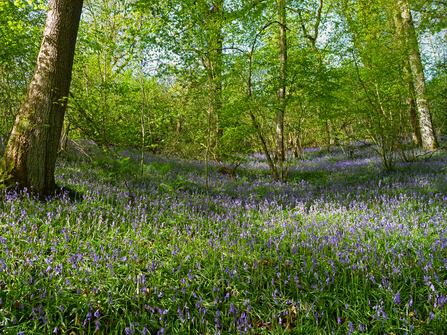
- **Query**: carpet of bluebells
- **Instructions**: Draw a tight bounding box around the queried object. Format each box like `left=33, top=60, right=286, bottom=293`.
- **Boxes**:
left=1, top=141, right=447, bottom=335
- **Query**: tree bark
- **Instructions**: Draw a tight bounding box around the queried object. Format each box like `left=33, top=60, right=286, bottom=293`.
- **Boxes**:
left=398, top=0, right=438, bottom=151
left=0, top=0, right=84, bottom=195
left=392, top=6, right=422, bottom=145
left=276, top=0, right=287, bottom=181
left=404, top=70, right=422, bottom=144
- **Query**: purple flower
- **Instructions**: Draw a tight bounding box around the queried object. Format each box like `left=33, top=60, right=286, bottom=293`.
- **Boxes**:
left=394, top=292, right=400, bottom=305
left=229, top=302, right=235, bottom=314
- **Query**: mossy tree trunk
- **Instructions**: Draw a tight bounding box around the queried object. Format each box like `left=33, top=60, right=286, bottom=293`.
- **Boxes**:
left=0, top=0, right=83, bottom=196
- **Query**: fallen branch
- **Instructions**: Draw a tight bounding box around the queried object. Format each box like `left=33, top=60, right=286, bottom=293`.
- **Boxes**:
left=216, top=163, right=240, bottom=180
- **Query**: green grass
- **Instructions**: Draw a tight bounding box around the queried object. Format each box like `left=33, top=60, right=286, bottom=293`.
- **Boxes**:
left=1, top=146, right=447, bottom=334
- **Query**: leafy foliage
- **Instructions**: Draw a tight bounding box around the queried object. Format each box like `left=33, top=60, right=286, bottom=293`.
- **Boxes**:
left=0, top=0, right=45, bottom=137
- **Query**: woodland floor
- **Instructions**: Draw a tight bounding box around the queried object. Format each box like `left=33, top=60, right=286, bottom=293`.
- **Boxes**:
left=1, top=140, right=447, bottom=334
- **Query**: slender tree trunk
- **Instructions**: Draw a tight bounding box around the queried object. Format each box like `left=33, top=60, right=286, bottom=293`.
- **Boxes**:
left=398, top=0, right=438, bottom=151
left=297, top=134, right=303, bottom=153
left=59, top=122, right=71, bottom=154
left=0, top=0, right=83, bottom=195
left=139, top=63, right=146, bottom=174
left=289, top=132, right=298, bottom=158
left=177, top=84, right=191, bottom=135
left=206, top=1, right=224, bottom=154
left=176, top=115, right=182, bottom=135
left=277, top=0, right=287, bottom=181
left=294, top=126, right=303, bottom=159
left=326, top=119, right=334, bottom=151
left=248, top=110, right=279, bottom=180
left=244, top=28, right=278, bottom=181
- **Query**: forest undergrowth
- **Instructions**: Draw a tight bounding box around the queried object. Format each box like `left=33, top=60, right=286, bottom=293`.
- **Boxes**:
left=1, top=142, right=447, bottom=334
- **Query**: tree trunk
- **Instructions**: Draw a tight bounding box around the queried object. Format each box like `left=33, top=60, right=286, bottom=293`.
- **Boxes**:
left=248, top=110, right=279, bottom=180
left=405, top=74, right=422, bottom=144
left=398, top=0, right=438, bottom=151
left=294, top=127, right=303, bottom=159
left=204, top=1, right=223, bottom=154
left=0, top=0, right=83, bottom=195
left=392, top=6, right=422, bottom=145
left=59, top=121, right=71, bottom=154
left=326, top=119, right=335, bottom=151
left=276, top=0, right=287, bottom=181
left=139, top=62, right=146, bottom=174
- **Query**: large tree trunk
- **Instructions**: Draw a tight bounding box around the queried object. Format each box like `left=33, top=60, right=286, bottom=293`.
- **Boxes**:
left=398, top=0, right=438, bottom=151
left=404, top=72, right=422, bottom=144
left=393, top=5, right=422, bottom=145
left=0, top=0, right=83, bottom=196
left=276, top=0, right=287, bottom=181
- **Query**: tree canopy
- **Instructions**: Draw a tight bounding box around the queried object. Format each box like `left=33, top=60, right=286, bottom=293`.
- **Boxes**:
left=1, top=0, right=446, bottom=189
